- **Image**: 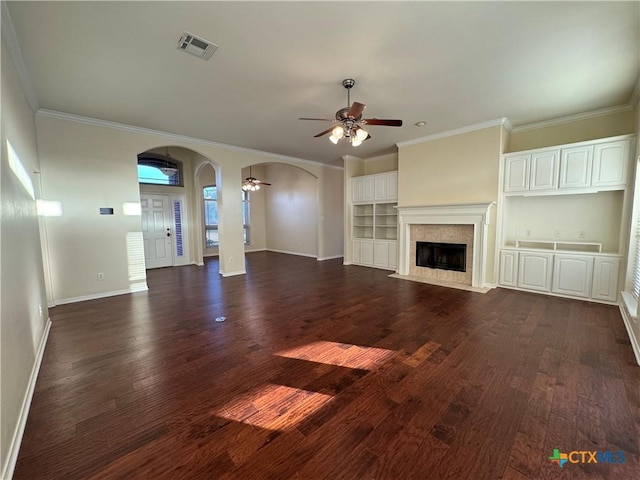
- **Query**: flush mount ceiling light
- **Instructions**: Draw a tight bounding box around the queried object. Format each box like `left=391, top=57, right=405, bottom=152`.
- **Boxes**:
left=177, top=32, right=218, bottom=60
left=299, top=79, right=403, bottom=147
left=242, top=166, right=271, bottom=191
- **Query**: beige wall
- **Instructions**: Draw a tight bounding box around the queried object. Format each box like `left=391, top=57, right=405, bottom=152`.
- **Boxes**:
left=34, top=112, right=343, bottom=301
left=508, top=108, right=637, bottom=152
left=363, top=153, right=398, bottom=175
left=264, top=164, right=318, bottom=257
left=398, top=125, right=503, bottom=283
left=1, top=39, right=50, bottom=478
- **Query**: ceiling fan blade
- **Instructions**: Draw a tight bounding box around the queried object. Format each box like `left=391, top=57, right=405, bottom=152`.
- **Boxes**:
left=362, top=118, right=403, bottom=126
left=347, top=102, right=366, bottom=119
left=299, top=117, right=334, bottom=121
left=313, top=126, right=335, bottom=138
left=257, top=181, right=271, bottom=186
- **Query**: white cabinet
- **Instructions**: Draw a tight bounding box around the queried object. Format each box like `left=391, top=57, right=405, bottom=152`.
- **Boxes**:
left=353, top=171, right=397, bottom=203
left=591, top=256, right=620, bottom=302
left=504, top=154, right=530, bottom=192
left=499, top=248, right=621, bottom=303
left=388, top=241, right=397, bottom=270
left=353, top=239, right=373, bottom=265
left=518, top=252, right=553, bottom=292
left=352, top=176, right=374, bottom=203
left=374, top=171, right=398, bottom=202
left=499, top=250, right=518, bottom=287
left=373, top=240, right=396, bottom=270
left=530, top=150, right=559, bottom=191
left=559, top=145, right=593, bottom=189
left=503, top=136, right=632, bottom=195
left=355, top=239, right=396, bottom=270
left=552, top=254, right=593, bottom=298
left=592, top=140, right=630, bottom=187
left=351, top=171, right=398, bottom=270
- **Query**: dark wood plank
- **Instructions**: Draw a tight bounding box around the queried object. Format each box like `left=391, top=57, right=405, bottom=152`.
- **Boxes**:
left=12, top=252, right=640, bottom=479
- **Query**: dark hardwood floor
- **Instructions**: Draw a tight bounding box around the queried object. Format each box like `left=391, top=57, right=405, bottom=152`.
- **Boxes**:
left=14, top=252, right=640, bottom=479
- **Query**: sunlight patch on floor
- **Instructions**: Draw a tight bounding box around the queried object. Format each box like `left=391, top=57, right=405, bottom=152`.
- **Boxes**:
left=215, top=384, right=333, bottom=430
left=275, top=341, right=396, bottom=370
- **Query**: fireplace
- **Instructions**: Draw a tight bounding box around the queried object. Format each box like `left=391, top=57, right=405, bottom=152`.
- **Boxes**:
left=416, top=241, right=466, bottom=272
left=395, top=203, right=494, bottom=288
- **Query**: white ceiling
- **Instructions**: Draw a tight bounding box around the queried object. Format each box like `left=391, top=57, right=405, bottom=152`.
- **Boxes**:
left=6, top=1, right=640, bottom=166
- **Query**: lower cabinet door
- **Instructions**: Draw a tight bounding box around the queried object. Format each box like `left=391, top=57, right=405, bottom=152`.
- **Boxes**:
left=591, top=256, right=620, bottom=302
left=552, top=254, right=593, bottom=298
left=373, top=240, right=397, bottom=270
left=388, top=241, right=397, bottom=270
left=499, top=250, right=518, bottom=287
left=360, top=240, right=374, bottom=266
left=518, top=252, right=553, bottom=292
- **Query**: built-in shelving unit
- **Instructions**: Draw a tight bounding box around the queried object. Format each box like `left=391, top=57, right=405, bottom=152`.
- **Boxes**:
left=496, top=134, right=635, bottom=304
left=350, top=171, right=398, bottom=270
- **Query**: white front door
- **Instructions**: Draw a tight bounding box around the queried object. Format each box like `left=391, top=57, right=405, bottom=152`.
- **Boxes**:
left=141, top=194, right=173, bottom=269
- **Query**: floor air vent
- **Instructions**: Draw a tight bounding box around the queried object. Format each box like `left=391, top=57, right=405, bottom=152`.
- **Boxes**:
left=177, top=32, right=218, bottom=60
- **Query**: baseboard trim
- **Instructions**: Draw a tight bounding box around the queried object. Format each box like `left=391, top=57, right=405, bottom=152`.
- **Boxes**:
left=55, top=283, right=149, bottom=305
left=220, top=269, right=246, bottom=277
left=317, top=255, right=344, bottom=261
left=2, top=318, right=51, bottom=480
left=619, top=298, right=640, bottom=366
left=267, top=249, right=317, bottom=259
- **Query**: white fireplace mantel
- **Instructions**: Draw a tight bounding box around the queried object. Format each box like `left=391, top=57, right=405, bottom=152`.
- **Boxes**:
left=396, top=202, right=495, bottom=287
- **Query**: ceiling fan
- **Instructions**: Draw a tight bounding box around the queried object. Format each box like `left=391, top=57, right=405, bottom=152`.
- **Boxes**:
left=299, top=79, right=403, bottom=146
left=242, top=166, right=270, bottom=191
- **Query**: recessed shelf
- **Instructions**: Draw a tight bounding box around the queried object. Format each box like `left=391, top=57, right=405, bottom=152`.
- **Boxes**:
left=512, top=239, right=602, bottom=253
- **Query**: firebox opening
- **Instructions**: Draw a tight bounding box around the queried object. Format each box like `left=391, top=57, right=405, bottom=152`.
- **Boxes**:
left=416, top=241, right=466, bottom=272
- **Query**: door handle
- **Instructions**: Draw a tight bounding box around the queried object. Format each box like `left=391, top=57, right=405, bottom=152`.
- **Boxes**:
left=166, top=227, right=171, bottom=237
left=167, top=232, right=171, bottom=237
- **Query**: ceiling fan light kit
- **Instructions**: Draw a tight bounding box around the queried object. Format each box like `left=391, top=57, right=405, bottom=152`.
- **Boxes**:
left=242, top=166, right=271, bottom=191
left=299, top=78, right=403, bottom=147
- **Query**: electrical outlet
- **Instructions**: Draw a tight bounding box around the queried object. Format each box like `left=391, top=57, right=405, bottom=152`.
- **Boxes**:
left=578, top=231, right=586, bottom=239
left=97, top=272, right=105, bottom=281
left=554, top=230, right=561, bottom=237
left=516, top=229, right=521, bottom=237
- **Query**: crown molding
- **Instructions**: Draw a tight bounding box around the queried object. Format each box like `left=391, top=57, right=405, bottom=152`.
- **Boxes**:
left=511, top=104, right=635, bottom=133
left=396, top=118, right=511, bottom=148
left=1, top=1, right=39, bottom=112
left=36, top=109, right=343, bottom=170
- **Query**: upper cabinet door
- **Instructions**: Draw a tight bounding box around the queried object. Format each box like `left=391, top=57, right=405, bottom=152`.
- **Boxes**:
left=362, top=176, right=375, bottom=202
left=559, top=145, right=593, bottom=189
left=529, top=150, right=559, bottom=191
left=504, top=154, right=530, bottom=192
left=385, top=171, right=398, bottom=202
left=592, top=140, right=630, bottom=188
left=374, top=171, right=398, bottom=202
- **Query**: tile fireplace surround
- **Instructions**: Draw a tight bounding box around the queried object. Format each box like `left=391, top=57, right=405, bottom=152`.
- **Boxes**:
left=396, top=203, right=494, bottom=288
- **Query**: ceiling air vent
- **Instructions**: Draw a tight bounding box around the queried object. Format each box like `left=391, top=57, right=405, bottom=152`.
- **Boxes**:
left=177, top=32, right=218, bottom=60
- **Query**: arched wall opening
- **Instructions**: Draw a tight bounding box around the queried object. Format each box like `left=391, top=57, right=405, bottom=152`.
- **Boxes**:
left=193, top=160, right=320, bottom=265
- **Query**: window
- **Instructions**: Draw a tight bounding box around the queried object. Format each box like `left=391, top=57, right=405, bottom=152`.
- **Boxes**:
left=203, top=186, right=218, bottom=247
left=242, top=190, right=251, bottom=244
left=137, top=154, right=182, bottom=186
left=203, top=186, right=250, bottom=248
